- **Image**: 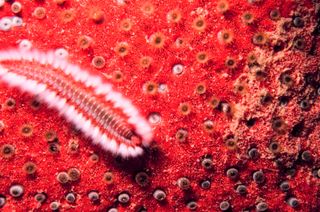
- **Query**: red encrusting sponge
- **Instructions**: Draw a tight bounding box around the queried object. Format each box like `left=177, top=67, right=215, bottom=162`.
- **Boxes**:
left=0, top=0, right=320, bottom=211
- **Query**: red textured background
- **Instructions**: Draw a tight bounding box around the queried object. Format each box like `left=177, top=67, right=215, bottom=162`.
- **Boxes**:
left=1, top=0, right=320, bottom=211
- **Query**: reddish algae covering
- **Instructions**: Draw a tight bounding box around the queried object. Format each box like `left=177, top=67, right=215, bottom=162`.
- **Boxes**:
left=1, top=0, right=320, bottom=211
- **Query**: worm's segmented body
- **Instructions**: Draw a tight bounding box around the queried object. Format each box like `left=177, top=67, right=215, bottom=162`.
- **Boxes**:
left=0, top=48, right=153, bottom=158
